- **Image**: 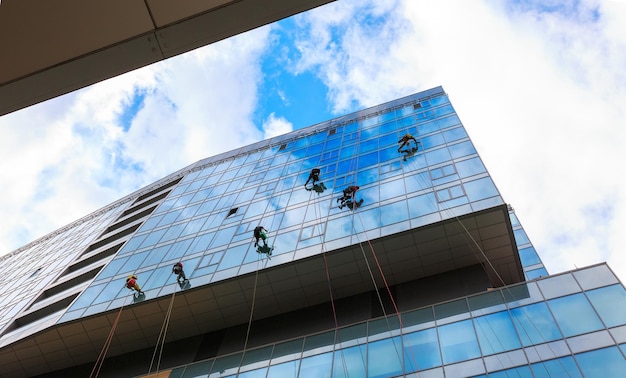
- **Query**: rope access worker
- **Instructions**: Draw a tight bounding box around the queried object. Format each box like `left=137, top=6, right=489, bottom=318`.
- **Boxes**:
left=172, top=262, right=187, bottom=284
left=125, top=274, right=144, bottom=296
left=253, top=226, right=269, bottom=248
left=304, top=168, right=327, bottom=192
left=397, top=133, right=418, bottom=152
left=337, top=185, right=363, bottom=210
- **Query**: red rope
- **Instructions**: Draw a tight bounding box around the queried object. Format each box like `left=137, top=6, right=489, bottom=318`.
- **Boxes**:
left=90, top=296, right=128, bottom=378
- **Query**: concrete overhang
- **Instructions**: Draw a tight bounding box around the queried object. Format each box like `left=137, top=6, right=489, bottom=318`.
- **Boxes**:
left=0, top=204, right=524, bottom=376
left=0, top=0, right=335, bottom=117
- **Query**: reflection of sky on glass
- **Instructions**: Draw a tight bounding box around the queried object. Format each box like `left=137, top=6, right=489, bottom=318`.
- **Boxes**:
left=64, top=91, right=510, bottom=317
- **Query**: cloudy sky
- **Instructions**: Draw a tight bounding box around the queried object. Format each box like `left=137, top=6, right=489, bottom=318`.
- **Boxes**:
left=1, top=0, right=625, bottom=282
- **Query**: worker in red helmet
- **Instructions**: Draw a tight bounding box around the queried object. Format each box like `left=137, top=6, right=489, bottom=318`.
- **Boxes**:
left=172, top=262, right=187, bottom=284
left=337, top=185, right=363, bottom=210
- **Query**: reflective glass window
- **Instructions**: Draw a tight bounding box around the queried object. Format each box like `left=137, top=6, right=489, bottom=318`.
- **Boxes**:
left=404, top=172, right=432, bottom=192
left=463, top=177, right=499, bottom=202
left=358, top=151, right=378, bottom=170
left=518, top=247, right=541, bottom=267
left=486, top=365, right=532, bottom=378
left=513, top=229, right=531, bottom=246
left=442, top=126, right=467, bottom=142
left=298, top=352, right=333, bottom=378
left=573, top=265, right=619, bottom=290
left=474, top=311, right=521, bottom=355
left=237, top=368, right=266, bottom=378
left=408, top=193, right=438, bottom=218
left=438, top=319, right=481, bottom=364
left=531, top=356, right=582, bottom=378
left=380, top=201, right=409, bottom=226
left=209, top=353, right=242, bottom=377
left=404, top=328, right=441, bottom=372
left=143, top=245, right=171, bottom=266
left=526, top=268, right=548, bottom=280
left=97, top=256, right=129, bottom=278
left=332, top=344, right=367, bottom=378
left=455, top=157, right=486, bottom=178
left=93, top=279, right=125, bottom=304
left=181, top=359, right=214, bottom=378
left=379, top=179, right=406, bottom=202
left=368, top=337, right=404, bottom=378
left=449, top=141, right=476, bottom=159
left=537, top=273, right=580, bottom=299
left=143, top=265, right=171, bottom=291
left=325, top=217, right=353, bottom=241
left=279, top=206, right=307, bottom=229
left=586, top=284, right=626, bottom=328
left=268, top=360, right=300, bottom=377
left=357, top=167, right=379, bottom=186
left=425, top=147, right=452, bottom=166
left=217, top=244, right=247, bottom=270
left=418, top=120, right=438, bottom=135
left=70, top=282, right=107, bottom=309
left=210, top=226, right=237, bottom=248
left=118, top=251, right=149, bottom=275
left=421, top=133, right=445, bottom=150
left=575, top=346, right=626, bottom=377
left=139, top=228, right=167, bottom=249
left=510, top=302, right=561, bottom=346
left=548, top=293, right=604, bottom=337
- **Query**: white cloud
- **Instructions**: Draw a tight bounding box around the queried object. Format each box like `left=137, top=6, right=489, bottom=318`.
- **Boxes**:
left=262, top=113, right=294, bottom=139
left=0, top=25, right=273, bottom=254
left=294, top=0, right=626, bottom=281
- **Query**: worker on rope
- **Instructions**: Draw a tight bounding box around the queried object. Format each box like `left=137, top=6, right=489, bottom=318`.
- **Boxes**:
left=125, top=274, right=144, bottom=296
left=304, top=168, right=327, bottom=193
left=337, top=185, right=364, bottom=210
left=172, top=262, right=188, bottom=284
left=397, top=133, right=419, bottom=152
left=253, top=226, right=273, bottom=256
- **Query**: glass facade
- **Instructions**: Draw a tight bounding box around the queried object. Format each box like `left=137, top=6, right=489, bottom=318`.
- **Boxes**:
left=0, top=87, right=623, bottom=377
left=62, top=87, right=512, bottom=320
left=160, top=265, right=626, bottom=377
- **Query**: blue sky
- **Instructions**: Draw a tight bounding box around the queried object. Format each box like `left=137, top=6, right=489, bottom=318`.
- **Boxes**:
left=1, top=0, right=625, bottom=282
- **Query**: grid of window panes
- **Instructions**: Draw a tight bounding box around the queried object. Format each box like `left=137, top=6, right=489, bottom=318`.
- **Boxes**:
left=62, top=89, right=508, bottom=320
left=0, top=205, right=124, bottom=343
left=164, top=264, right=626, bottom=378
left=508, top=210, right=548, bottom=280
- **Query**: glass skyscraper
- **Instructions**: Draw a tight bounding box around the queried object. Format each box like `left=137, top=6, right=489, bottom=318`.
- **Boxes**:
left=0, top=86, right=624, bottom=377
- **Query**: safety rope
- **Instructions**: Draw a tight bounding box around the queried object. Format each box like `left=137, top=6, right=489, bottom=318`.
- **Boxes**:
left=89, top=295, right=130, bottom=378
left=400, top=131, right=565, bottom=376
left=148, top=286, right=177, bottom=374
left=237, top=252, right=264, bottom=373
left=313, top=188, right=349, bottom=378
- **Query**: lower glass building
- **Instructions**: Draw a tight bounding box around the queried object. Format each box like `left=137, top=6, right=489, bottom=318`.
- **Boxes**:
left=0, top=86, right=623, bottom=377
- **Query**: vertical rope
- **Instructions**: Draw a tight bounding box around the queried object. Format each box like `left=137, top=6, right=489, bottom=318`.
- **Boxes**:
left=237, top=253, right=263, bottom=373
left=90, top=295, right=130, bottom=378
left=148, top=286, right=177, bottom=374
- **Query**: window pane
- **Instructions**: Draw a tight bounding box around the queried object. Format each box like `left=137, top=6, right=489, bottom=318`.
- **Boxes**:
left=298, top=352, right=332, bottom=378
left=332, top=344, right=367, bottom=378
left=438, top=319, right=481, bottom=364
left=510, top=302, right=562, bottom=346
left=268, top=360, right=300, bottom=377
left=404, top=328, right=441, bottom=372
left=575, top=346, right=626, bottom=377
left=548, top=293, right=604, bottom=337
left=518, top=247, right=541, bottom=267
left=486, top=365, right=532, bottom=378
left=368, top=337, right=404, bottom=378
left=586, top=284, right=626, bottom=328
left=463, top=177, right=499, bottom=202
left=537, top=274, right=580, bottom=299
left=474, top=311, right=521, bottom=355
left=531, top=356, right=582, bottom=378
